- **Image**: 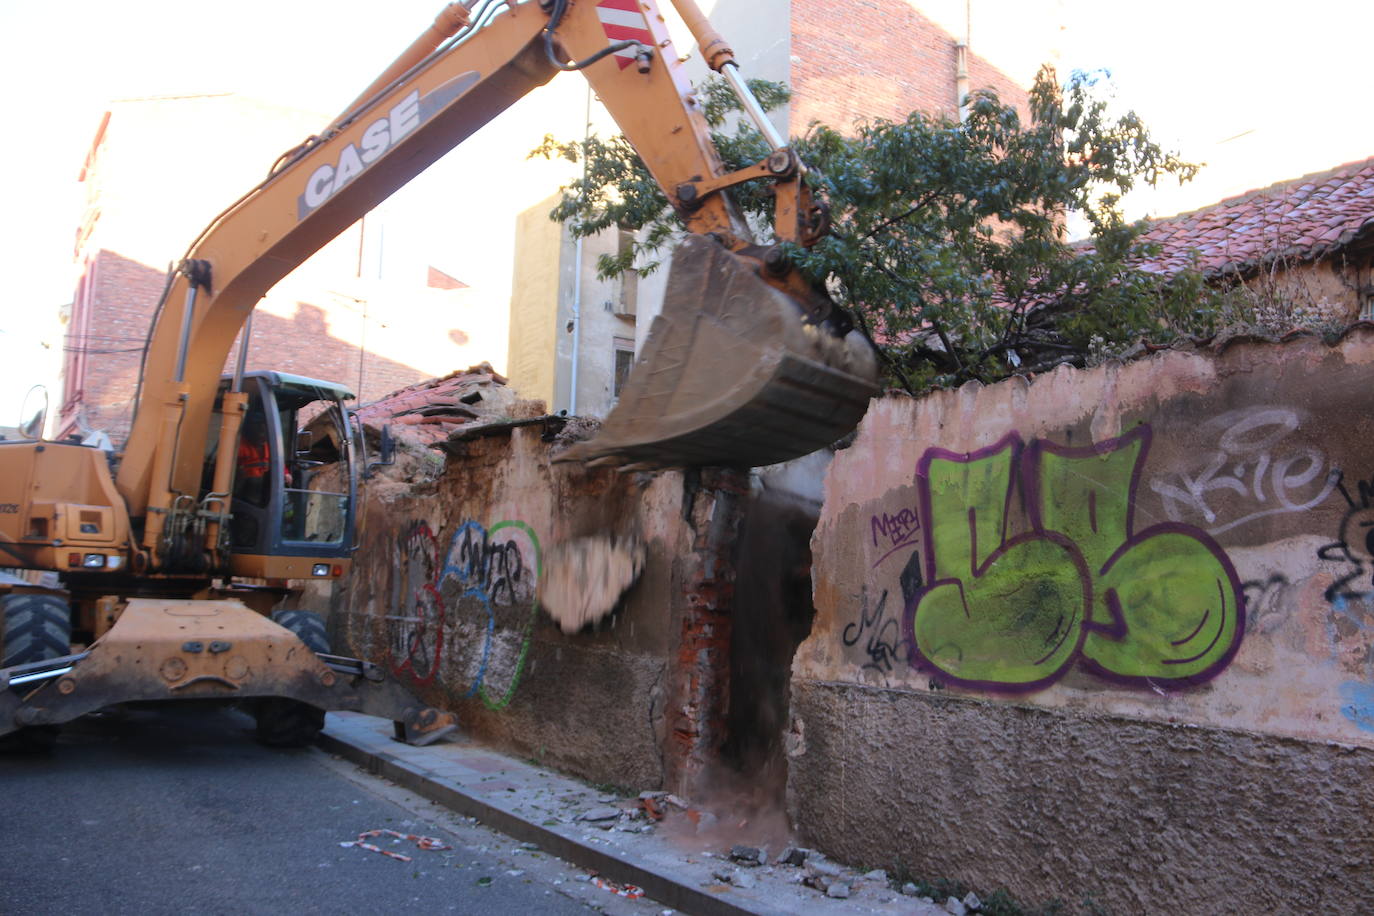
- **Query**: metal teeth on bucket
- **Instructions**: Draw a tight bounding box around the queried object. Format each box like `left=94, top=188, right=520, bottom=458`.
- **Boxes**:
left=556, top=235, right=880, bottom=469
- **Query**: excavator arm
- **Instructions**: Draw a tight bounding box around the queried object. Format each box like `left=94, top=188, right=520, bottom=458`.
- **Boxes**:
left=115, top=0, right=878, bottom=572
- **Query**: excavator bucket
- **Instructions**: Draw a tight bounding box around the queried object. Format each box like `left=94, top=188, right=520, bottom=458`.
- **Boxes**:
left=558, top=236, right=881, bottom=469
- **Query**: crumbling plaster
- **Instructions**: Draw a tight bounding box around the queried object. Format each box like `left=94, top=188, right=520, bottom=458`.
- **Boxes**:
left=791, top=329, right=1374, bottom=910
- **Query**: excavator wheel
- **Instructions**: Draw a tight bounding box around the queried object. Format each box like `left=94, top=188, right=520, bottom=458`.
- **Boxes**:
left=556, top=235, right=880, bottom=469
left=253, top=609, right=329, bottom=748
left=0, top=593, right=72, bottom=754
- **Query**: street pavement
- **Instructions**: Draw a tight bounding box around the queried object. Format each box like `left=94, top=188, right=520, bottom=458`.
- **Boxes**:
left=320, top=712, right=952, bottom=916
left=0, top=705, right=955, bottom=916
left=0, top=705, right=657, bottom=916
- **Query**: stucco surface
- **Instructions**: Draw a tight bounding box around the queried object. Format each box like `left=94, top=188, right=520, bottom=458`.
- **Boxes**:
left=807, top=331, right=1374, bottom=747
left=327, top=426, right=688, bottom=789
left=795, top=330, right=1374, bottom=905
left=788, top=680, right=1374, bottom=914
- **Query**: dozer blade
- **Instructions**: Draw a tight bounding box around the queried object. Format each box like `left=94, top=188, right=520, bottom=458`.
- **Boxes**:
left=0, top=599, right=456, bottom=746
left=556, top=235, right=880, bottom=469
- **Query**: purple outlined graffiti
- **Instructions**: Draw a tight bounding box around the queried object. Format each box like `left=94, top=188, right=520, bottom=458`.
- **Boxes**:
left=901, top=426, right=1244, bottom=693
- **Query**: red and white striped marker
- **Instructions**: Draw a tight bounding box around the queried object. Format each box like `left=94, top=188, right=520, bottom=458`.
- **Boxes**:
left=595, top=0, right=654, bottom=69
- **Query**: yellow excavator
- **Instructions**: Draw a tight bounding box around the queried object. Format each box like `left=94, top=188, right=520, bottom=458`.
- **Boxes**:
left=0, top=0, right=878, bottom=750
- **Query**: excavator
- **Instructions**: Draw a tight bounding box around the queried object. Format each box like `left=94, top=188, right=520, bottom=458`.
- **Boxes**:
left=0, top=0, right=878, bottom=750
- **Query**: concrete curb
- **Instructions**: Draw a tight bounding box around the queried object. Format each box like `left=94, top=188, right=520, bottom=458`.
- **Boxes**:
left=318, top=722, right=793, bottom=916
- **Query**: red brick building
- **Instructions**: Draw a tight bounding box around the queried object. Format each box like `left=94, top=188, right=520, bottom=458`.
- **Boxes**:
left=62, top=94, right=490, bottom=445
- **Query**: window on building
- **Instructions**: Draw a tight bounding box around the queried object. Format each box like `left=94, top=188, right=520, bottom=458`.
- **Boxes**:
left=613, top=337, right=635, bottom=398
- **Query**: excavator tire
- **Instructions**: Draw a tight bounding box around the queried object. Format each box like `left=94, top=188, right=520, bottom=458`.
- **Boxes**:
left=253, top=609, right=329, bottom=748
left=556, top=235, right=880, bottom=469
left=1, top=593, right=72, bottom=754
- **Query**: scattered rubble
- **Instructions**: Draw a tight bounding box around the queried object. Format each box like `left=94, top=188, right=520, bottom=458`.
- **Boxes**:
left=728, top=845, right=766, bottom=867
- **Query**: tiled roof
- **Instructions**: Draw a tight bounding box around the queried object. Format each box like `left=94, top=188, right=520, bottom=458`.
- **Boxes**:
left=350, top=362, right=523, bottom=449
left=1132, top=157, right=1374, bottom=277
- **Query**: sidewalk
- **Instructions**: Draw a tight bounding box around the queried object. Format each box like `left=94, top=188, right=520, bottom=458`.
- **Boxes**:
left=320, top=713, right=951, bottom=916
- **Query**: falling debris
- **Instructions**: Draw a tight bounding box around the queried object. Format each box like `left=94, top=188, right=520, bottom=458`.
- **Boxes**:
left=539, top=535, right=645, bottom=633
left=340, top=828, right=454, bottom=862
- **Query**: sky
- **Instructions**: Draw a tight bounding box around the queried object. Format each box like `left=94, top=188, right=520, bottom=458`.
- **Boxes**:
left=1, top=0, right=1371, bottom=424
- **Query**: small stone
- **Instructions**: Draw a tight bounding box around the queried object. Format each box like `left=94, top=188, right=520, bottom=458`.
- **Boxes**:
left=963, top=891, right=982, bottom=911
left=730, top=845, right=764, bottom=867
left=863, top=869, right=888, bottom=884
left=579, top=806, right=620, bottom=822
left=712, top=868, right=734, bottom=883
left=827, top=883, right=851, bottom=899
left=733, top=871, right=758, bottom=889
left=944, top=896, right=968, bottom=916
left=778, top=847, right=810, bottom=867
left=804, top=857, right=842, bottom=879
left=573, top=874, right=591, bottom=883
left=901, top=882, right=920, bottom=897
left=638, top=791, right=667, bottom=801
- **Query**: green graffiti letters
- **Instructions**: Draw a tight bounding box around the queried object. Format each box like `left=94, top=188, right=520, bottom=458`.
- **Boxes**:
left=905, top=427, right=1244, bottom=692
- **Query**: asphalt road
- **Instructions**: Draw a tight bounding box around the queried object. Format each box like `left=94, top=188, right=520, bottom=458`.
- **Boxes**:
left=0, top=705, right=659, bottom=916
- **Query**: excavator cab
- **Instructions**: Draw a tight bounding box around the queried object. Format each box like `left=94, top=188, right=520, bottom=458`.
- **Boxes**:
left=205, top=372, right=357, bottom=578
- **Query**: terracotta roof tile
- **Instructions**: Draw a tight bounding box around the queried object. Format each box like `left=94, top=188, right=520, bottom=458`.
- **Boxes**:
left=349, top=362, right=524, bottom=449
left=1126, top=157, right=1374, bottom=277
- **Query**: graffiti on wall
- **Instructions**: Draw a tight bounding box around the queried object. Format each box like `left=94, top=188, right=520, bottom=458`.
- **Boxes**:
left=1315, top=473, right=1374, bottom=732
left=1147, top=406, right=1340, bottom=536
left=896, top=426, right=1244, bottom=692
left=390, top=518, right=542, bottom=710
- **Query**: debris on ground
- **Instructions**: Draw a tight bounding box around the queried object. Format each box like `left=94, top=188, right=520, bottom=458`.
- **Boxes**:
left=340, top=828, right=454, bottom=862
left=587, top=872, right=644, bottom=899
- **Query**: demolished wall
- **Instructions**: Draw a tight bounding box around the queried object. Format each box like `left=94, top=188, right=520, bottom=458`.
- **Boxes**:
left=792, top=329, right=1374, bottom=912
left=320, top=416, right=750, bottom=795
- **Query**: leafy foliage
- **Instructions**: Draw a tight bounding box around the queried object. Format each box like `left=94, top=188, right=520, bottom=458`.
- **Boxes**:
left=532, top=68, right=1235, bottom=393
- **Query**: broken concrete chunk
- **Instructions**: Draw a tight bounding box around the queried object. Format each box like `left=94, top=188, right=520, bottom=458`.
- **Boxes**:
left=963, top=891, right=982, bottom=911
left=663, top=794, right=689, bottom=810
left=826, top=883, right=851, bottom=899
left=732, top=871, right=758, bottom=889
left=729, top=845, right=765, bottom=867
left=804, top=857, right=842, bottom=879
left=638, top=791, right=667, bottom=802
left=944, top=897, right=968, bottom=915
left=901, top=882, right=920, bottom=897
left=778, top=846, right=810, bottom=867
left=863, top=868, right=888, bottom=884
left=539, top=535, right=645, bottom=633
left=579, top=806, right=621, bottom=822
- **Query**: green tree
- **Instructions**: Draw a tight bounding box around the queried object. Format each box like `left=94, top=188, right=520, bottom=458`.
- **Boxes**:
left=532, top=68, right=1227, bottom=393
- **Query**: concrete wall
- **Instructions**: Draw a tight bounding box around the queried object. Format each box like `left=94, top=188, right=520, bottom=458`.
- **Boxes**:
left=792, top=330, right=1374, bottom=911
left=323, top=429, right=748, bottom=793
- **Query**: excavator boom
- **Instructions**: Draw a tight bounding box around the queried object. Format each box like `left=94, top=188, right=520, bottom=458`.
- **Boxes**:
left=116, top=0, right=878, bottom=562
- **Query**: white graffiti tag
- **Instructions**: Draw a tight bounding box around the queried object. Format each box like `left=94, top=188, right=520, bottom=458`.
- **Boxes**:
left=1148, top=407, right=1340, bottom=535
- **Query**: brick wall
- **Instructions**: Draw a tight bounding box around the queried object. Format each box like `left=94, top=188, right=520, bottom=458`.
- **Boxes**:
left=789, top=0, right=1028, bottom=133
left=65, top=250, right=435, bottom=445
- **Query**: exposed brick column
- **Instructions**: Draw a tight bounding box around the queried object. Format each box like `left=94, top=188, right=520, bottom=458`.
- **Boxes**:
left=664, top=467, right=749, bottom=798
